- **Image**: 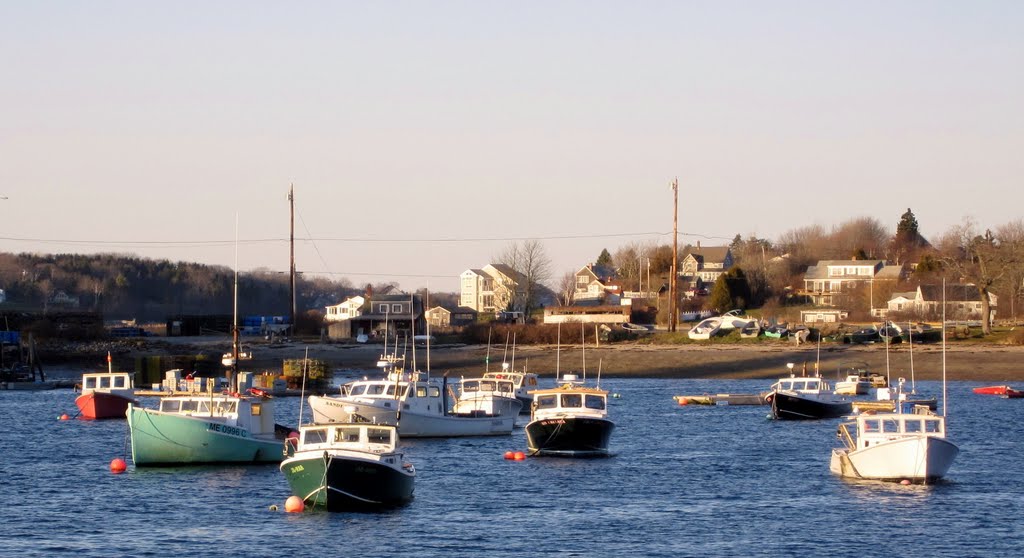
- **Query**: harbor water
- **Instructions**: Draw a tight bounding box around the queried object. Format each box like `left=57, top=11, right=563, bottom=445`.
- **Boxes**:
left=1, top=374, right=1022, bottom=557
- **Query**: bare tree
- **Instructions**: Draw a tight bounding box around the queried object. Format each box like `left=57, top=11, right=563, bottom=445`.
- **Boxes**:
left=556, top=270, right=576, bottom=307
left=936, top=218, right=1008, bottom=334
left=995, top=220, right=1024, bottom=321
left=495, top=239, right=553, bottom=316
left=828, top=217, right=890, bottom=260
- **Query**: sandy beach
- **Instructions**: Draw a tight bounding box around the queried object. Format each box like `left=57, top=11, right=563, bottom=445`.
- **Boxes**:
left=60, top=336, right=1024, bottom=383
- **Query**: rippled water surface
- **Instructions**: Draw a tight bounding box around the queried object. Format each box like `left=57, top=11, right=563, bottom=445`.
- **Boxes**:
left=2, top=374, right=1023, bottom=557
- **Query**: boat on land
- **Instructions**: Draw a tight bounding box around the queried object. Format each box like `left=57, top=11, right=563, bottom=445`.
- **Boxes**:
left=687, top=317, right=722, bottom=340
left=766, top=370, right=852, bottom=420
left=763, top=325, right=789, bottom=339
left=307, top=355, right=514, bottom=437
left=525, top=373, right=615, bottom=457
left=75, top=356, right=135, bottom=419
left=280, top=422, right=415, bottom=511
left=844, top=326, right=879, bottom=344
left=739, top=321, right=761, bottom=338
left=878, top=321, right=903, bottom=343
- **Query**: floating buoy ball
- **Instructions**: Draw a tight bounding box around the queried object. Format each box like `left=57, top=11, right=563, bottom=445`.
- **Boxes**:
left=503, top=451, right=515, bottom=460
left=900, top=479, right=911, bottom=485
left=513, top=451, right=526, bottom=461
left=285, top=495, right=305, bottom=513
left=269, top=504, right=279, bottom=511
left=110, top=458, right=128, bottom=473
left=59, top=414, right=70, bottom=421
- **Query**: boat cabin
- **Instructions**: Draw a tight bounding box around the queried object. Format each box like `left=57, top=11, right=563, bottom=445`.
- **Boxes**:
left=157, top=394, right=278, bottom=435
left=295, top=424, right=398, bottom=454
left=483, top=370, right=538, bottom=391
left=530, top=385, right=608, bottom=420
left=81, top=372, right=134, bottom=396
left=460, top=378, right=517, bottom=399
left=343, top=379, right=443, bottom=401
left=839, top=406, right=946, bottom=451
left=771, top=376, right=830, bottom=393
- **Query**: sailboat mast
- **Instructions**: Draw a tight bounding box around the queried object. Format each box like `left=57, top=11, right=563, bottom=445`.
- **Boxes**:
left=288, top=184, right=296, bottom=330
left=231, top=214, right=239, bottom=393
left=942, top=279, right=948, bottom=417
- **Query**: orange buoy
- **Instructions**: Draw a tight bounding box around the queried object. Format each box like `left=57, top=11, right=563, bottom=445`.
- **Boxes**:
left=59, top=414, right=70, bottom=420
left=285, top=495, right=305, bottom=513
left=900, top=479, right=911, bottom=485
left=110, top=458, right=128, bottom=473
left=513, top=451, right=526, bottom=461
left=678, top=398, right=689, bottom=406
left=503, top=451, right=515, bottom=460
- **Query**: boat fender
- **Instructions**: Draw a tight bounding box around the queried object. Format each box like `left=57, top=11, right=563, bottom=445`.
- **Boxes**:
left=249, top=387, right=267, bottom=397
left=764, top=393, right=774, bottom=403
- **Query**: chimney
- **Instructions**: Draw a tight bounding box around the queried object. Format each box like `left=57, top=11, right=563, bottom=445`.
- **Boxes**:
left=697, top=241, right=701, bottom=250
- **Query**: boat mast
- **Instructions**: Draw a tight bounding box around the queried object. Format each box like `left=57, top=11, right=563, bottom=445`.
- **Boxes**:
left=942, top=278, right=948, bottom=417
left=230, top=214, right=239, bottom=393
left=288, top=184, right=296, bottom=332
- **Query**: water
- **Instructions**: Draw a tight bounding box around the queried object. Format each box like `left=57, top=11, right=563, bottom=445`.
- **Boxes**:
left=2, top=376, right=1023, bottom=557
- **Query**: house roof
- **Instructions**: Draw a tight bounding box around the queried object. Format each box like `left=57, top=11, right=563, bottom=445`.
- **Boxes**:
left=487, top=263, right=525, bottom=283
left=874, top=264, right=903, bottom=280
left=685, top=246, right=731, bottom=264
left=919, top=284, right=984, bottom=303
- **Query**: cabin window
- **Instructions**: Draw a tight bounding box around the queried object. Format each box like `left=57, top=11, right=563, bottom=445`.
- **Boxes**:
left=367, top=384, right=386, bottom=395
left=337, top=427, right=360, bottom=443
left=463, top=382, right=479, bottom=393
left=113, top=376, right=127, bottom=389
left=480, top=381, right=496, bottom=391
left=417, top=386, right=428, bottom=397
left=904, top=420, right=923, bottom=433
left=527, top=377, right=537, bottom=386
left=305, top=429, right=329, bottom=444
left=864, top=419, right=880, bottom=433
left=367, top=428, right=390, bottom=444
left=881, top=419, right=899, bottom=433
left=924, top=419, right=941, bottom=433
left=162, top=400, right=181, bottom=413
left=99, top=376, right=111, bottom=389
left=585, top=395, right=606, bottom=410
left=349, top=385, right=366, bottom=396
left=84, top=377, right=96, bottom=389
left=251, top=403, right=262, bottom=416
left=562, top=394, right=582, bottom=408
left=536, top=395, right=557, bottom=409
left=180, top=400, right=200, bottom=413
left=428, top=386, right=440, bottom=398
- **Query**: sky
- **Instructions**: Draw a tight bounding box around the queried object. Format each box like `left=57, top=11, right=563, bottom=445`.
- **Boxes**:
left=2, top=1, right=1022, bottom=292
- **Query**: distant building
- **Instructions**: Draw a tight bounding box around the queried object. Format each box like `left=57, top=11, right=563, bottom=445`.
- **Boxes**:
left=425, top=306, right=451, bottom=329
left=460, top=264, right=527, bottom=314
left=680, top=245, right=734, bottom=294
left=802, top=260, right=904, bottom=307
left=324, top=295, right=365, bottom=323
left=885, top=284, right=996, bottom=321
left=573, top=264, right=621, bottom=306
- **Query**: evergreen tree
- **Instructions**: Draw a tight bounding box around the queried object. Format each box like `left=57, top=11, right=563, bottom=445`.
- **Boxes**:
left=595, top=248, right=613, bottom=268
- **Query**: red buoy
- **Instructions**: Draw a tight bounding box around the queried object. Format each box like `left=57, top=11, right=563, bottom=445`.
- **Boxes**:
left=503, top=451, right=515, bottom=460
left=110, top=458, right=128, bottom=473
left=285, top=495, right=305, bottom=513
left=513, top=451, right=526, bottom=461
left=59, top=414, right=70, bottom=420
left=678, top=398, right=689, bottom=406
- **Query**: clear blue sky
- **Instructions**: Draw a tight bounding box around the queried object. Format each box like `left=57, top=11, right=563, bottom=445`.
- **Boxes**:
left=3, top=1, right=1021, bottom=291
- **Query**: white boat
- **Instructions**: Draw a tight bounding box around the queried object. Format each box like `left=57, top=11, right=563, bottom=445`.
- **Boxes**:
left=453, top=376, right=523, bottom=417
left=482, top=363, right=539, bottom=412
left=281, top=422, right=415, bottom=511
left=834, top=374, right=873, bottom=396
left=307, top=357, right=514, bottom=438
left=687, top=317, right=722, bottom=340
left=831, top=381, right=958, bottom=483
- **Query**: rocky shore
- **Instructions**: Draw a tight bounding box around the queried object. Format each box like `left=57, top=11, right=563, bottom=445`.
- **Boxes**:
left=36, top=335, right=1024, bottom=382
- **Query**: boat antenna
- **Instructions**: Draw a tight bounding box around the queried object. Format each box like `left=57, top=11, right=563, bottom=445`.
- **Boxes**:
left=298, top=347, right=308, bottom=426
left=596, top=358, right=602, bottom=389
left=511, top=332, right=516, bottom=371
left=424, top=290, right=430, bottom=378
left=502, top=331, right=510, bottom=369
left=942, top=278, right=948, bottom=417
left=485, top=327, right=492, bottom=372
left=556, top=322, right=561, bottom=379
left=581, top=321, right=586, bottom=381
left=884, top=323, right=891, bottom=388
left=908, top=321, right=916, bottom=394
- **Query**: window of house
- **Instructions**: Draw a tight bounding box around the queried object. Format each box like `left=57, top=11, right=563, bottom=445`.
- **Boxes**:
left=378, top=304, right=388, bottom=313
left=392, top=304, right=402, bottom=313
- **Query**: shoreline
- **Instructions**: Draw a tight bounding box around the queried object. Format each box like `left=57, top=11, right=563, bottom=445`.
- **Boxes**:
left=39, top=336, right=1024, bottom=382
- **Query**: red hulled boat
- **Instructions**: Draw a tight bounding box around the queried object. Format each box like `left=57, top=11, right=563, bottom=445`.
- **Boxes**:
left=973, top=385, right=1012, bottom=396
left=75, top=354, right=136, bottom=419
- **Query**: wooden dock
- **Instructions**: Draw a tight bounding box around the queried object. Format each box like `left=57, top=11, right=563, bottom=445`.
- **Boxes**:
left=673, top=393, right=767, bottom=406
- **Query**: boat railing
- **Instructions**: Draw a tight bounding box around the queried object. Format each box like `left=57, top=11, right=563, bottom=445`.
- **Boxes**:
left=837, top=422, right=856, bottom=449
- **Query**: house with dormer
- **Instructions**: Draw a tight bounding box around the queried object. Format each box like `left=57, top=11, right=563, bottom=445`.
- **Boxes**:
left=802, top=260, right=904, bottom=307
left=886, top=284, right=996, bottom=322
left=680, top=245, right=734, bottom=294
left=324, top=295, right=365, bottom=323
left=573, top=264, right=621, bottom=305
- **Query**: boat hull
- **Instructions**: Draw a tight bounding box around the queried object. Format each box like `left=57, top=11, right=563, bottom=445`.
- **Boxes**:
left=830, top=436, right=959, bottom=483
left=75, top=392, right=133, bottom=420
left=281, top=452, right=414, bottom=511
left=525, top=416, right=615, bottom=457
left=834, top=382, right=871, bottom=396
left=769, top=391, right=851, bottom=420
left=308, top=396, right=513, bottom=438
left=974, top=385, right=1010, bottom=395
left=127, top=405, right=284, bottom=466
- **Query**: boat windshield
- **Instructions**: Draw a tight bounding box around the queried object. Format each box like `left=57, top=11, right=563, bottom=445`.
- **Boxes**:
left=585, top=394, right=606, bottom=410
left=561, top=394, right=582, bottom=408
left=536, top=394, right=557, bottom=410
left=160, top=398, right=237, bottom=416
left=367, top=427, right=392, bottom=445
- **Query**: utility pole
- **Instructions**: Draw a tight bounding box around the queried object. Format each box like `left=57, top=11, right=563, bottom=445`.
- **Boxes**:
left=289, top=184, right=296, bottom=330
left=670, top=178, right=679, bottom=332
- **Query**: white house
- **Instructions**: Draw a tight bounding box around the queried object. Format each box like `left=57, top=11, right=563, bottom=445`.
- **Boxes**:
left=886, top=284, right=997, bottom=321
left=459, top=264, right=527, bottom=314
left=802, top=260, right=903, bottom=307
left=324, top=295, right=365, bottom=323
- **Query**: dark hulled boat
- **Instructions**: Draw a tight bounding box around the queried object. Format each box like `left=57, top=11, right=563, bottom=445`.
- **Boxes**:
left=281, top=423, right=415, bottom=511
left=766, top=375, right=851, bottom=420
left=525, top=374, right=614, bottom=457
